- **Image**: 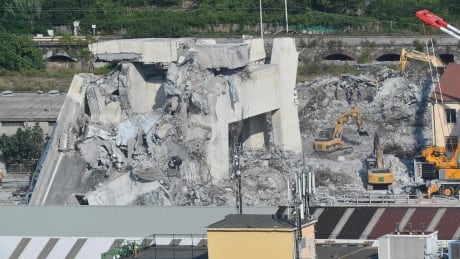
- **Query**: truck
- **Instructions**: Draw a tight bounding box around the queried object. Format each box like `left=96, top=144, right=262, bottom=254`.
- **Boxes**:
left=366, top=133, right=394, bottom=191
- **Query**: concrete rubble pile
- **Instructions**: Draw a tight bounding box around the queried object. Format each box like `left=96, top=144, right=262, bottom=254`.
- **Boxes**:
left=297, top=64, right=433, bottom=198
left=30, top=39, right=437, bottom=206
left=62, top=39, right=300, bottom=206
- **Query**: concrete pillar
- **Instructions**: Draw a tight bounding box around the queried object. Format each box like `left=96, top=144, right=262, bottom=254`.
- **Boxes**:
left=243, top=114, right=266, bottom=150
left=206, top=93, right=230, bottom=182
left=270, top=38, right=302, bottom=153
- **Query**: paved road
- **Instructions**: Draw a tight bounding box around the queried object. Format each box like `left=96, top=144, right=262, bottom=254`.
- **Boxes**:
left=29, top=76, right=86, bottom=205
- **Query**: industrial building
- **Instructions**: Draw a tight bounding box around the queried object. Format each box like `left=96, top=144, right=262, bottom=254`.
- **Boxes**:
left=0, top=91, right=65, bottom=136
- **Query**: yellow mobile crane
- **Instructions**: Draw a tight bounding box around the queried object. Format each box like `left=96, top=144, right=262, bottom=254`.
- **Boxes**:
left=366, top=133, right=394, bottom=190
left=414, top=144, right=460, bottom=197
left=400, top=48, right=446, bottom=74
left=313, top=104, right=368, bottom=152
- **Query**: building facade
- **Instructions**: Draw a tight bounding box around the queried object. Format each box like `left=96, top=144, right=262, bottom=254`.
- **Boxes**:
left=0, top=91, right=65, bottom=136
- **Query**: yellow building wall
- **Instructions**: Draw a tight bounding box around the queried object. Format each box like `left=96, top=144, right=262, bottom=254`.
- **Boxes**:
left=431, top=103, right=460, bottom=147
left=301, top=224, right=316, bottom=259
left=207, top=230, right=294, bottom=259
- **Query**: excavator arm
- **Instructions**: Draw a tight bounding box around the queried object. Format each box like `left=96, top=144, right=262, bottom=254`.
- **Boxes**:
left=374, top=134, right=384, bottom=169
left=313, top=104, right=368, bottom=152
left=400, top=48, right=445, bottom=73
left=332, top=104, right=367, bottom=139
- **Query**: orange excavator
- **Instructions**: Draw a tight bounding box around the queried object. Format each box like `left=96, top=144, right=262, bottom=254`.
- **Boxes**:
left=313, top=104, right=368, bottom=153
left=366, top=134, right=393, bottom=190
left=399, top=48, right=445, bottom=74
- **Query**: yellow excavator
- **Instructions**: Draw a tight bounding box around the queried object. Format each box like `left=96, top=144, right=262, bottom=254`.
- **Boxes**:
left=313, top=104, right=368, bottom=152
left=366, top=133, right=394, bottom=190
left=400, top=48, right=446, bottom=74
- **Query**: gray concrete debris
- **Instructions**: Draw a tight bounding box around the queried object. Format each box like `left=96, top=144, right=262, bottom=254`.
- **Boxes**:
left=31, top=38, right=434, bottom=207
left=69, top=40, right=261, bottom=206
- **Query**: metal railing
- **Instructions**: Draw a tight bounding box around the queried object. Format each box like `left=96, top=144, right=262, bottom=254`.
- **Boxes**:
left=101, top=234, right=208, bottom=259
left=311, top=193, right=460, bottom=207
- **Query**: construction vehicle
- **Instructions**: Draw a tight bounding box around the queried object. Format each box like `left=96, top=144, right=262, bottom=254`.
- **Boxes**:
left=313, top=104, right=368, bottom=152
left=366, top=133, right=393, bottom=190
left=414, top=143, right=460, bottom=198
left=400, top=48, right=445, bottom=74
left=411, top=10, right=460, bottom=198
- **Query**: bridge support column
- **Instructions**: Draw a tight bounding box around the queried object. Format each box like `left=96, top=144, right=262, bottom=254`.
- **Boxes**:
left=270, top=38, right=302, bottom=153
left=243, top=114, right=266, bottom=150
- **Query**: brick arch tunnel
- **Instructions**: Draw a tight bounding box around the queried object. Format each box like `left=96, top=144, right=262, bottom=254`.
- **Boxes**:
left=322, top=53, right=354, bottom=61
left=375, top=52, right=455, bottom=64
left=322, top=52, right=455, bottom=64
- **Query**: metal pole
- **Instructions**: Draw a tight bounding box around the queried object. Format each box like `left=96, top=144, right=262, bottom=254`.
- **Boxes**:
left=284, top=0, right=288, bottom=33
left=238, top=174, right=242, bottom=214
left=259, top=0, right=263, bottom=39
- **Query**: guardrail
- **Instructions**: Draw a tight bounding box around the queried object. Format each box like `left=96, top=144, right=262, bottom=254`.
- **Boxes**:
left=311, top=193, right=460, bottom=207
left=32, top=36, right=101, bottom=46
left=101, top=234, right=207, bottom=259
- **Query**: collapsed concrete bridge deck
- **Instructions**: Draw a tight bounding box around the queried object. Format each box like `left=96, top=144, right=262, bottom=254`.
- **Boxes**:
left=29, top=37, right=302, bottom=205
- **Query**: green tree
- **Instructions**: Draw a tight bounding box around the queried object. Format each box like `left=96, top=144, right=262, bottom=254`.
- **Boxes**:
left=0, top=123, right=44, bottom=166
left=4, top=0, right=42, bottom=32
left=0, top=33, right=44, bottom=71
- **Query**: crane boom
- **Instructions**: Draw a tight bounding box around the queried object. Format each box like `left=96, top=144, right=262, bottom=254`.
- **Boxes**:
left=416, top=9, right=460, bottom=40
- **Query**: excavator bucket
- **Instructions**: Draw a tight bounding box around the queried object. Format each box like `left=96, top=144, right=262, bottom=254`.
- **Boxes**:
left=358, top=129, right=369, bottom=136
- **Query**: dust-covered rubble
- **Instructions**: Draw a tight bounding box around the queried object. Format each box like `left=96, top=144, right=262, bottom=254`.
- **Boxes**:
left=58, top=39, right=433, bottom=206
left=298, top=64, right=433, bottom=198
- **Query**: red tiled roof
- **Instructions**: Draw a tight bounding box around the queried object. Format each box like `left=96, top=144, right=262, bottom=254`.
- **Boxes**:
left=368, top=208, right=407, bottom=239
left=313, top=206, right=460, bottom=240
left=431, top=63, right=460, bottom=102
left=435, top=208, right=460, bottom=240
left=402, top=208, right=437, bottom=232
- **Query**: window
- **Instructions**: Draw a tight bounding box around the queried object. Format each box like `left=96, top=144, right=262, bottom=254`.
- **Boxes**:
left=446, top=109, right=457, bottom=124
left=445, top=136, right=458, bottom=152
left=1, top=121, right=24, bottom=127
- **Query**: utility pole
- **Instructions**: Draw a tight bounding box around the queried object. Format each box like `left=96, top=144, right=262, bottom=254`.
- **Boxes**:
left=284, top=0, right=288, bottom=34
left=291, top=177, right=302, bottom=259
left=259, top=0, right=263, bottom=39
left=233, top=143, right=242, bottom=214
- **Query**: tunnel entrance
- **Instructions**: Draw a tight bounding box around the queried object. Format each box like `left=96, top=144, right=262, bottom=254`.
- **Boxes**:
left=376, top=54, right=400, bottom=62
left=439, top=54, right=455, bottom=64
left=323, top=54, right=353, bottom=61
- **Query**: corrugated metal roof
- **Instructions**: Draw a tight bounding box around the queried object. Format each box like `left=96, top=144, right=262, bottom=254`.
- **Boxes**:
left=431, top=63, right=460, bottom=102
left=18, top=237, right=48, bottom=259
left=0, top=92, right=65, bottom=121
left=75, top=238, right=114, bottom=259
left=313, top=206, right=460, bottom=241
left=0, top=237, right=117, bottom=259
left=0, top=206, right=276, bottom=237
left=0, top=237, right=21, bottom=258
